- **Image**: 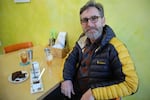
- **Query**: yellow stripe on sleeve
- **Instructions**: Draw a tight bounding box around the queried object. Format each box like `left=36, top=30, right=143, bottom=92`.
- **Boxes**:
left=92, top=37, right=138, bottom=99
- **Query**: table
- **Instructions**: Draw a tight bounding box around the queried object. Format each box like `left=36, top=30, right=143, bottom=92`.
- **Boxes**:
left=0, top=46, right=64, bottom=100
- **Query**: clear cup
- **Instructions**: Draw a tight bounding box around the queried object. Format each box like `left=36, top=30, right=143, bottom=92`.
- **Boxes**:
left=20, top=51, right=28, bottom=64
left=46, top=55, right=53, bottom=66
left=44, top=48, right=53, bottom=66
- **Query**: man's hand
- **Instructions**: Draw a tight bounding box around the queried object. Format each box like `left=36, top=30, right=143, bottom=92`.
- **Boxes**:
left=81, top=88, right=94, bottom=100
left=61, top=80, right=75, bottom=99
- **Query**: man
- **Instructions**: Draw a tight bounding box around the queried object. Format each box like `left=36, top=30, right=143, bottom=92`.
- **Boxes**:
left=61, top=1, right=138, bottom=100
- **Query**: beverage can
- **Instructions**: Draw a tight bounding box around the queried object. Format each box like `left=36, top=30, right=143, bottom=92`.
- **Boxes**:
left=27, top=49, right=33, bottom=60
left=44, top=48, right=50, bottom=56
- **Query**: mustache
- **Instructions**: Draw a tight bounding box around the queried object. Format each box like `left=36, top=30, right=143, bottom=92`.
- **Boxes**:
left=85, top=27, right=98, bottom=33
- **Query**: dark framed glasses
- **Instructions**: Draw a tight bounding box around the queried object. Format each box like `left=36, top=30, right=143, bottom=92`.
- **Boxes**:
left=80, top=16, right=101, bottom=24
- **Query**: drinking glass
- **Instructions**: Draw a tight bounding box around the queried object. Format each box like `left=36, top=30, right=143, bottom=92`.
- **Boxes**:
left=20, top=50, right=28, bottom=64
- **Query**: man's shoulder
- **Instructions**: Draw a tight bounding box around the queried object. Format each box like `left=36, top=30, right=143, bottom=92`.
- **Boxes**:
left=109, top=37, right=124, bottom=47
left=109, top=37, right=129, bottom=54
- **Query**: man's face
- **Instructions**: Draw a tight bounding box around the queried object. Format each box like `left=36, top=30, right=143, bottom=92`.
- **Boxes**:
left=80, top=7, right=105, bottom=41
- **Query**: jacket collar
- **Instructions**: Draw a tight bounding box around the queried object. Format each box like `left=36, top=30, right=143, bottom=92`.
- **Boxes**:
left=100, top=25, right=116, bottom=47
left=77, top=25, right=116, bottom=49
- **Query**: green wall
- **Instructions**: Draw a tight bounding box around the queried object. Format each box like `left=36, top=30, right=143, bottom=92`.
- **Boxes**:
left=0, top=0, right=150, bottom=99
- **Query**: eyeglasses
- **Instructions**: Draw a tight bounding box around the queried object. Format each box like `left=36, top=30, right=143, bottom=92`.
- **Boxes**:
left=80, top=16, right=101, bottom=24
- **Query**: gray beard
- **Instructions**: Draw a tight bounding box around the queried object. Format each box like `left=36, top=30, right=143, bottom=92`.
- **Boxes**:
left=85, top=27, right=103, bottom=41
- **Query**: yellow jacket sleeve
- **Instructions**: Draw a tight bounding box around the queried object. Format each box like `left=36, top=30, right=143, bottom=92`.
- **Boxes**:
left=92, top=38, right=138, bottom=100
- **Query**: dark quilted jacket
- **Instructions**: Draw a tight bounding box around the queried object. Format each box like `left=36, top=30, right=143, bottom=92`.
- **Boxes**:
left=63, top=25, right=138, bottom=99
